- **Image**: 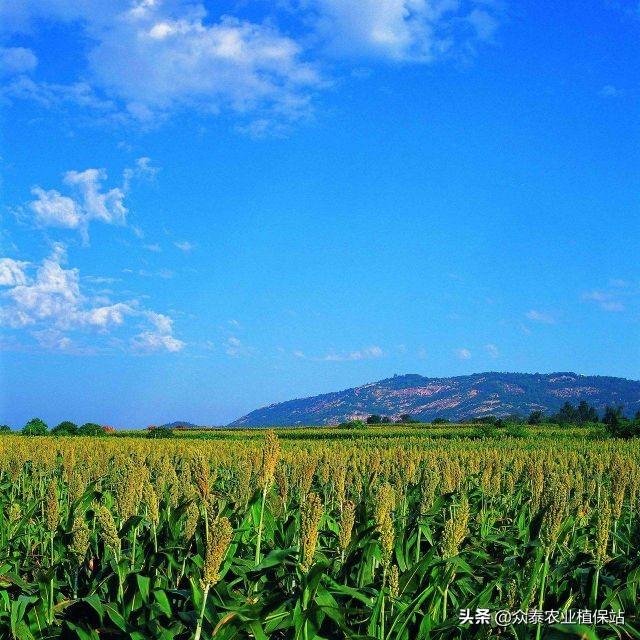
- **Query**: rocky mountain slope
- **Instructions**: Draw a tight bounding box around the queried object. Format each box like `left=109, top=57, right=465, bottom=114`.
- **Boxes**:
left=230, top=372, right=640, bottom=426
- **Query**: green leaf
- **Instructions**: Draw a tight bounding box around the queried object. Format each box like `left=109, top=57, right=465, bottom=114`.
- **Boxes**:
left=136, top=574, right=151, bottom=603
left=153, top=590, right=172, bottom=617
left=82, top=594, right=104, bottom=619
left=105, top=604, right=127, bottom=631
left=11, top=595, right=37, bottom=638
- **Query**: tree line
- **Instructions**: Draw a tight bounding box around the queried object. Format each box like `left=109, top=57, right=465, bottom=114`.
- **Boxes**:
left=340, top=401, right=640, bottom=438
left=0, top=418, right=110, bottom=436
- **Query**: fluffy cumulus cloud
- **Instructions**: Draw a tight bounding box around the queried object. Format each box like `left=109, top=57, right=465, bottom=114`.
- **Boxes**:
left=89, top=8, right=321, bottom=122
left=1, top=1, right=322, bottom=127
left=131, top=312, right=185, bottom=353
left=0, top=258, right=29, bottom=286
left=27, top=159, right=154, bottom=242
left=0, top=0, right=501, bottom=128
left=0, top=244, right=184, bottom=353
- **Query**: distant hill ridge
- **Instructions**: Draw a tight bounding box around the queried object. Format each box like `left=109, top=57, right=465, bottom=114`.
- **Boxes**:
left=229, top=371, right=640, bottom=427
left=160, top=421, right=202, bottom=430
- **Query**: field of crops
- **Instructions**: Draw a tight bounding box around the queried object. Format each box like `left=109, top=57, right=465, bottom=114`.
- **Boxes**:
left=0, top=427, right=638, bottom=639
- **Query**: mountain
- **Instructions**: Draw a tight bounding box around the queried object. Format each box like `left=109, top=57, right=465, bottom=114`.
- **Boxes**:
left=160, top=421, right=202, bottom=429
left=229, top=372, right=640, bottom=426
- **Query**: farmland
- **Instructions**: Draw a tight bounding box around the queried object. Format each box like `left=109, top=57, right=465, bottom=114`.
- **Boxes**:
left=0, top=426, right=638, bottom=639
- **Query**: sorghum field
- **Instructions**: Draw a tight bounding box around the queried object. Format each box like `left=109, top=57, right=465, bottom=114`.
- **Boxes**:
left=0, top=426, right=638, bottom=639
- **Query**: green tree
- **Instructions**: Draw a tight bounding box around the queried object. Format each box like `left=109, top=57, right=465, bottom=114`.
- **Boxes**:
left=603, top=405, right=623, bottom=429
left=527, top=410, right=544, bottom=425
left=22, top=418, right=48, bottom=436
left=576, top=400, right=599, bottom=424
left=78, top=423, right=105, bottom=437
left=602, top=405, right=640, bottom=439
left=366, top=415, right=382, bottom=425
left=0, top=424, right=11, bottom=433
left=51, top=421, right=78, bottom=436
left=553, top=402, right=577, bottom=425
left=339, top=420, right=366, bottom=429
left=472, top=416, right=498, bottom=425
left=147, top=426, right=175, bottom=439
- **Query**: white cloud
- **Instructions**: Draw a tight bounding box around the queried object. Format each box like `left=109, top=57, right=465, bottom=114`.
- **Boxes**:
left=14, top=2, right=316, bottom=129
left=146, top=311, right=175, bottom=335
left=454, top=347, right=471, bottom=360
left=131, top=330, right=184, bottom=353
left=583, top=290, right=626, bottom=312
left=484, top=343, right=499, bottom=358
left=64, top=169, right=127, bottom=224
left=90, top=10, right=321, bottom=119
left=123, top=156, right=158, bottom=190
left=1, top=75, right=116, bottom=111
left=82, top=302, right=132, bottom=328
left=29, top=187, right=84, bottom=231
left=223, top=335, right=254, bottom=357
left=0, top=258, right=30, bottom=286
left=32, top=328, right=73, bottom=351
left=0, top=245, right=184, bottom=353
left=132, top=312, right=185, bottom=353
left=321, top=345, right=383, bottom=361
left=600, top=84, right=622, bottom=98
left=0, top=46, right=37, bottom=77
left=525, top=309, right=556, bottom=324
left=28, top=159, right=151, bottom=242
left=1, top=0, right=500, bottom=129
left=467, top=9, right=499, bottom=41
left=3, top=244, right=82, bottom=328
left=308, top=0, right=500, bottom=62
left=128, top=268, right=175, bottom=279
left=174, top=240, right=193, bottom=252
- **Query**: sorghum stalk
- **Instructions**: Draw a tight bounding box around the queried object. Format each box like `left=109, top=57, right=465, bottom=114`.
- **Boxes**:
left=300, top=492, right=323, bottom=572
left=338, top=500, right=355, bottom=563
left=440, top=494, right=469, bottom=623
left=45, top=479, right=59, bottom=624
left=255, top=431, right=279, bottom=566
left=591, top=500, right=611, bottom=608
left=194, top=516, right=233, bottom=640
left=70, top=513, right=90, bottom=598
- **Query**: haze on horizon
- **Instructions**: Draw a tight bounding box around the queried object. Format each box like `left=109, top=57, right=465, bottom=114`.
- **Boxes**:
left=0, top=1, right=638, bottom=428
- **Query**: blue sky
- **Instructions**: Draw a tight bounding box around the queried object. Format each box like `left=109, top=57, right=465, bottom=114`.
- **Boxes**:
left=0, top=0, right=638, bottom=427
